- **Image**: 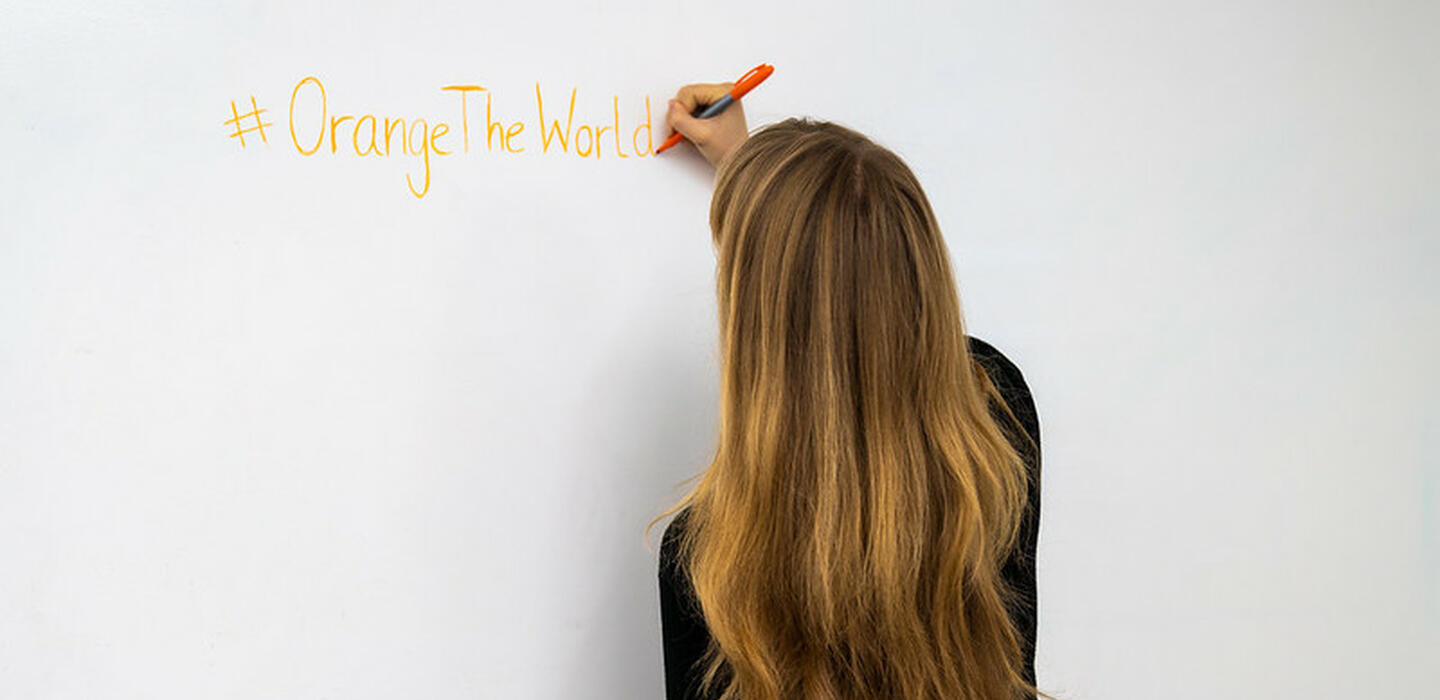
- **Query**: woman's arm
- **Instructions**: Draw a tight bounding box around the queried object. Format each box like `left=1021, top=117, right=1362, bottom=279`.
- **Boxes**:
left=658, top=511, right=716, bottom=699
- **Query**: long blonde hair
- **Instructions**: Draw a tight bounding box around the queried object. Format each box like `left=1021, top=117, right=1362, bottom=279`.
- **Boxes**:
left=649, top=118, right=1048, bottom=700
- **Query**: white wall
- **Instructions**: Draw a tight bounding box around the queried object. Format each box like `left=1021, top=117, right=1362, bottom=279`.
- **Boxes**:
left=1, top=1, right=1435, bottom=698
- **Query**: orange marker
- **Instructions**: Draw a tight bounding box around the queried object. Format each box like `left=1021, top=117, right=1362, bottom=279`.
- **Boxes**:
left=655, top=63, right=774, bottom=154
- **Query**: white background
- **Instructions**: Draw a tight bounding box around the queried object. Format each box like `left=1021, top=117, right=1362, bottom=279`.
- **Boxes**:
left=1, top=1, right=1436, bottom=698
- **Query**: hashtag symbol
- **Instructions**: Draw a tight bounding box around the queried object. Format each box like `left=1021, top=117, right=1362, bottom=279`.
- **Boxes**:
left=224, top=96, right=272, bottom=148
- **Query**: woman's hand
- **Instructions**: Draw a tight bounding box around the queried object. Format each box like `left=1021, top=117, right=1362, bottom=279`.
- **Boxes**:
left=665, top=82, right=749, bottom=169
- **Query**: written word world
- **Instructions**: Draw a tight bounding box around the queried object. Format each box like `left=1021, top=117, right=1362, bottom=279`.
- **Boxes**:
left=223, top=76, right=662, bottom=198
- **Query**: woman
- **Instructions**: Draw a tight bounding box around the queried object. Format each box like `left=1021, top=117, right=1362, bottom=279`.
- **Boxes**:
left=649, top=82, right=1048, bottom=700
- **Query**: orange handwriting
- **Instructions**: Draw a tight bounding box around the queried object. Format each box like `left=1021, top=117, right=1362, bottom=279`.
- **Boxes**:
left=282, top=76, right=656, bottom=199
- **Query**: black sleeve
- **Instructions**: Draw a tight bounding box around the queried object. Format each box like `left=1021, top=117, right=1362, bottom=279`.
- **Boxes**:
left=970, top=336, right=1042, bottom=697
left=659, top=510, right=716, bottom=700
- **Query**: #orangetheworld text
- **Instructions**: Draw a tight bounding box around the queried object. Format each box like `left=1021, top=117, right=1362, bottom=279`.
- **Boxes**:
left=273, top=76, right=657, bottom=198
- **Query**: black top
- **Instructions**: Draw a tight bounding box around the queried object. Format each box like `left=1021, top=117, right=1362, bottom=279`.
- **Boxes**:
left=658, top=335, right=1042, bottom=699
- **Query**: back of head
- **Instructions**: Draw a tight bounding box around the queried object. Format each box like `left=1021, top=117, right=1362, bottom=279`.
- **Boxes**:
left=658, top=118, right=1042, bottom=700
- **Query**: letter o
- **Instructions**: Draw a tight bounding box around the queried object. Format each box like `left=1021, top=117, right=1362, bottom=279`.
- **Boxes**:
left=289, top=76, right=326, bottom=156
left=575, top=125, right=593, bottom=157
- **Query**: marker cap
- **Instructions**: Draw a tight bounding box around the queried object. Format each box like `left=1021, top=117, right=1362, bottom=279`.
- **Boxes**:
left=729, top=64, right=774, bottom=100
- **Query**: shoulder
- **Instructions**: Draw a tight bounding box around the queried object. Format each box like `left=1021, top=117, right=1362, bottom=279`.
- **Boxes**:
left=659, top=508, right=693, bottom=580
left=661, top=508, right=691, bottom=549
left=658, top=509, right=709, bottom=638
left=966, top=335, right=1029, bottom=395
left=966, top=334, right=1040, bottom=450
